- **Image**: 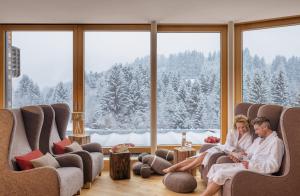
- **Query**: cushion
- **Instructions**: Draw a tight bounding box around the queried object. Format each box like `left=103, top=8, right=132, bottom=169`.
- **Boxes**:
left=53, top=138, right=71, bottom=154
left=142, top=155, right=172, bottom=175
left=132, top=162, right=143, bottom=175
left=138, top=152, right=150, bottom=162
left=15, top=150, right=43, bottom=170
left=111, top=143, right=135, bottom=153
left=163, top=172, right=197, bottom=193
left=65, top=142, right=83, bottom=152
left=155, top=149, right=174, bottom=162
left=140, top=164, right=152, bottom=178
left=31, top=153, right=60, bottom=168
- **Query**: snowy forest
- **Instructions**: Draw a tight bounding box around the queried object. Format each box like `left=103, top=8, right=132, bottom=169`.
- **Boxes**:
left=13, top=48, right=300, bottom=134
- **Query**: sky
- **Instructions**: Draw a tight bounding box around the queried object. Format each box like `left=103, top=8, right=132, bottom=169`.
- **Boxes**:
left=243, top=25, right=300, bottom=64
left=11, top=24, right=300, bottom=89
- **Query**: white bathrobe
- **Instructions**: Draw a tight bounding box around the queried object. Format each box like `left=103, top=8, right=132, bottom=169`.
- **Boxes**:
left=207, top=131, right=284, bottom=185
left=201, top=130, right=253, bottom=167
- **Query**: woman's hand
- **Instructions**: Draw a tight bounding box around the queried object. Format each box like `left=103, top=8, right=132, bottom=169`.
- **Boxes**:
left=229, top=153, right=241, bottom=163
left=241, top=161, right=249, bottom=169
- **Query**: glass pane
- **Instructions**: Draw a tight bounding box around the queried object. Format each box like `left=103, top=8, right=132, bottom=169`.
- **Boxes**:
left=6, top=31, right=73, bottom=128
left=157, top=33, right=221, bottom=145
left=85, top=32, right=150, bottom=147
left=243, top=25, right=300, bottom=106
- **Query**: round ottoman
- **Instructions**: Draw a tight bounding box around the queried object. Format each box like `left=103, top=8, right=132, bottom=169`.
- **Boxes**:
left=155, top=149, right=174, bottom=162
left=132, top=162, right=143, bottom=175
left=138, top=152, right=150, bottom=162
left=163, top=172, right=197, bottom=193
left=142, top=155, right=172, bottom=175
left=140, top=164, right=153, bottom=178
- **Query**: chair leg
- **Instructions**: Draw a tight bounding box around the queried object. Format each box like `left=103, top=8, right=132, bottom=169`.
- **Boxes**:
left=99, top=172, right=102, bottom=176
left=83, top=182, right=92, bottom=189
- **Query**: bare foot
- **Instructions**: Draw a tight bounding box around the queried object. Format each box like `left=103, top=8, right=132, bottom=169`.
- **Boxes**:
left=163, top=167, right=176, bottom=173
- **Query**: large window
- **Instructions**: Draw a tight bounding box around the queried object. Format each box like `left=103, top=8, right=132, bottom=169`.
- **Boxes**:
left=84, top=32, right=150, bottom=147
left=157, top=33, right=221, bottom=145
left=5, top=31, right=73, bottom=109
left=242, top=25, right=300, bottom=106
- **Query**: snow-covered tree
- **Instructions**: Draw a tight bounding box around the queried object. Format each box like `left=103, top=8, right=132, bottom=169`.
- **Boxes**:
left=271, top=70, right=289, bottom=105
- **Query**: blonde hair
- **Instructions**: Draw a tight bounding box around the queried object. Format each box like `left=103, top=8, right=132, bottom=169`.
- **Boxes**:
left=233, top=115, right=250, bottom=132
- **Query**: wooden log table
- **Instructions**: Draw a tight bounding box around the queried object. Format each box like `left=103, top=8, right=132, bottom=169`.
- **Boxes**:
left=109, top=151, right=131, bottom=180
left=174, top=147, right=197, bottom=176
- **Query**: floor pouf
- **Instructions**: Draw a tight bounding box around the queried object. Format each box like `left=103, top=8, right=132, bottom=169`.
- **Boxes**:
left=138, top=152, right=150, bottom=162
left=163, top=172, right=197, bottom=193
left=155, top=149, right=174, bottom=162
left=132, top=162, right=143, bottom=175
left=140, top=164, right=152, bottom=178
left=142, top=155, right=172, bottom=175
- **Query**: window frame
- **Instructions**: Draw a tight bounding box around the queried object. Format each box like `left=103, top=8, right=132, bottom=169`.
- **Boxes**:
left=234, top=16, right=300, bottom=105
left=0, top=24, right=228, bottom=154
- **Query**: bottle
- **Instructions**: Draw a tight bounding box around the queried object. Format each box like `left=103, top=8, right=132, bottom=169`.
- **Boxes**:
left=181, top=132, right=186, bottom=147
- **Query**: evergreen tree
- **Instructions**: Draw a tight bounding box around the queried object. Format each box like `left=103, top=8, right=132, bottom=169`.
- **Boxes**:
left=249, top=72, right=268, bottom=103
left=100, top=65, right=128, bottom=125
left=271, top=70, right=289, bottom=105
left=53, top=82, right=69, bottom=103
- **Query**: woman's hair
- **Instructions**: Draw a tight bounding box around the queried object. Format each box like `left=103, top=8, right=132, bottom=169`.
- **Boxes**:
left=233, top=115, right=250, bottom=131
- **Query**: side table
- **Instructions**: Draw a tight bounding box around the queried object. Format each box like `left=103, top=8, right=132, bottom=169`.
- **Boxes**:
left=174, top=147, right=197, bottom=176
left=109, top=151, right=131, bottom=180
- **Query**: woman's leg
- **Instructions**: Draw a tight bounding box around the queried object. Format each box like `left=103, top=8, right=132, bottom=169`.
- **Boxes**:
left=200, top=182, right=221, bottom=196
left=178, top=152, right=207, bottom=171
left=163, top=157, right=195, bottom=173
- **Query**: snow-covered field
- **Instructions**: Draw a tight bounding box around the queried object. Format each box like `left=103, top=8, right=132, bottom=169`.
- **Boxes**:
left=67, top=129, right=220, bottom=146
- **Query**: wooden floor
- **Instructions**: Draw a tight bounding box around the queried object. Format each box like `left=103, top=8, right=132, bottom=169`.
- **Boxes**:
left=81, top=171, right=218, bottom=196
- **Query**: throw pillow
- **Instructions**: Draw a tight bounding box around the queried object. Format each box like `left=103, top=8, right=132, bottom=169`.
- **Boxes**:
left=65, top=142, right=83, bottom=152
left=31, top=153, right=60, bottom=168
left=53, top=138, right=71, bottom=154
left=15, top=150, right=43, bottom=170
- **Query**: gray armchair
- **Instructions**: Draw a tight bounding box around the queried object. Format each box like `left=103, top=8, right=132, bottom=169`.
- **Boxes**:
left=221, top=104, right=297, bottom=196
left=39, top=104, right=104, bottom=188
left=0, top=106, right=83, bottom=196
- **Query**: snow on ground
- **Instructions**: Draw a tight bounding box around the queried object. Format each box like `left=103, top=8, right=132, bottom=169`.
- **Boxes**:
left=88, top=130, right=220, bottom=147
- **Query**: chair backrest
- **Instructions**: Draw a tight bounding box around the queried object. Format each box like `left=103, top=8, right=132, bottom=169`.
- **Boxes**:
left=40, top=104, right=70, bottom=154
left=8, top=106, right=44, bottom=170
left=234, top=102, right=252, bottom=116
left=247, top=104, right=265, bottom=139
left=0, top=110, right=14, bottom=172
left=51, top=103, right=70, bottom=140
left=279, top=107, right=300, bottom=181
left=256, top=104, right=283, bottom=138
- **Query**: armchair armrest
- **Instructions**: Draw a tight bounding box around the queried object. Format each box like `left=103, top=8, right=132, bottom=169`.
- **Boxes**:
left=199, top=143, right=217, bottom=153
left=81, top=143, right=102, bottom=153
left=69, top=150, right=93, bottom=183
left=223, top=170, right=284, bottom=196
left=216, top=155, right=234, bottom=164
left=1, top=167, right=60, bottom=196
left=55, top=154, right=83, bottom=170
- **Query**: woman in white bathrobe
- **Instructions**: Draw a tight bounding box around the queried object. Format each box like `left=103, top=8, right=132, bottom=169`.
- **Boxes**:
left=163, top=115, right=253, bottom=173
left=200, top=117, right=284, bottom=196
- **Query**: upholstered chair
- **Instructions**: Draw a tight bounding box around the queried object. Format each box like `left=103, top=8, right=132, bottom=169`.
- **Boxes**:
left=221, top=104, right=298, bottom=196
left=39, top=104, right=104, bottom=188
left=0, top=106, right=83, bottom=196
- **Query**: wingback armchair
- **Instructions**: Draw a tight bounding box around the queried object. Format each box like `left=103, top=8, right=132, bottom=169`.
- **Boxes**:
left=39, top=104, right=104, bottom=188
left=221, top=104, right=300, bottom=196
left=0, top=106, right=83, bottom=196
